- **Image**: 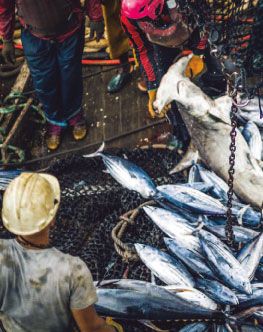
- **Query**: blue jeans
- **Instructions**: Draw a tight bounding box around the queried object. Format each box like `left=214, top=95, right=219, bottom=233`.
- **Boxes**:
left=21, top=26, right=85, bottom=127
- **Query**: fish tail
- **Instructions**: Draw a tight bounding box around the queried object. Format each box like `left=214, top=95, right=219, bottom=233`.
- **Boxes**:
left=236, top=204, right=250, bottom=226
left=83, top=142, right=105, bottom=158
left=192, top=216, right=204, bottom=235
left=196, top=216, right=204, bottom=232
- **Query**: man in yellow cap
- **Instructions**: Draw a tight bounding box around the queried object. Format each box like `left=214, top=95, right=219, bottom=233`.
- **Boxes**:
left=0, top=172, right=123, bottom=332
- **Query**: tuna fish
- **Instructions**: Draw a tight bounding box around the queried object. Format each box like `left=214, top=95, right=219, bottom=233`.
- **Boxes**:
left=195, top=278, right=239, bottom=306
left=178, top=323, right=210, bottom=332
left=157, top=184, right=226, bottom=215
left=199, top=230, right=252, bottom=294
left=231, top=203, right=262, bottom=229
left=196, top=164, right=230, bottom=201
left=242, top=121, right=262, bottom=160
left=164, top=285, right=218, bottom=311
left=237, top=284, right=263, bottom=310
left=164, top=237, right=214, bottom=278
left=95, top=283, right=222, bottom=320
left=135, top=243, right=195, bottom=287
left=238, top=111, right=263, bottom=128
left=203, top=218, right=260, bottom=244
left=237, top=233, right=263, bottom=281
left=180, top=182, right=214, bottom=194
left=188, top=164, right=202, bottom=183
left=83, top=143, right=157, bottom=198
left=154, top=54, right=263, bottom=208
left=143, top=205, right=198, bottom=238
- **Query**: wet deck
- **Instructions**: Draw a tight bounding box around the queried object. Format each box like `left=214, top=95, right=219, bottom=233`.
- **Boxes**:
left=2, top=64, right=171, bottom=167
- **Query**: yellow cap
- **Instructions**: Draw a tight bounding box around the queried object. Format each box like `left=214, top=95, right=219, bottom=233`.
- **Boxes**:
left=2, top=173, right=60, bottom=236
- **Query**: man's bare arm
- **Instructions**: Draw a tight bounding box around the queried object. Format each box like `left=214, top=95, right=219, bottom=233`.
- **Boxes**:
left=72, top=305, right=116, bottom=332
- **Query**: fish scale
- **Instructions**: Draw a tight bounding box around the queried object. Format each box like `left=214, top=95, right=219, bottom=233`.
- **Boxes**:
left=237, top=233, right=263, bottom=281
left=135, top=243, right=195, bottom=287
left=143, top=205, right=197, bottom=238
left=164, top=237, right=215, bottom=279
left=157, top=184, right=227, bottom=215
left=199, top=230, right=252, bottom=294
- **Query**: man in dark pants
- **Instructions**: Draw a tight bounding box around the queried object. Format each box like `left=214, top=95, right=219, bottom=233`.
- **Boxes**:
left=0, top=0, right=104, bottom=150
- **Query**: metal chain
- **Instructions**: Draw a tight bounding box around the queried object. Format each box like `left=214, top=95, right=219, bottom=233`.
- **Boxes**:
left=226, top=100, right=238, bottom=247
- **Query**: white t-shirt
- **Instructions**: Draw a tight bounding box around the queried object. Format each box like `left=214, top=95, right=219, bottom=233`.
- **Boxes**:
left=0, top=239, right=98, bottom=332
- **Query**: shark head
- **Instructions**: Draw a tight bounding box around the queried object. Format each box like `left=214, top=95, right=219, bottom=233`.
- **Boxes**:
left=154, top=55, right=191, bottom=112
left=154, top=54, right=212, bottom=118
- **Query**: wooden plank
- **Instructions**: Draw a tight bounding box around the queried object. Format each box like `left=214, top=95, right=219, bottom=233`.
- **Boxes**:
left=11, top=61, right=30, bottom=93
left=22, top=64, right=169, bottom=168
left=1, top=61, right=30, bottom=132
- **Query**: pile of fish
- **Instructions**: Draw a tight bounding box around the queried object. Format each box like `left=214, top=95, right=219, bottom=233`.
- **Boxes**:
left=84, top=144, right=263, bottom=330
left=154, top=54, right=263, bottom=209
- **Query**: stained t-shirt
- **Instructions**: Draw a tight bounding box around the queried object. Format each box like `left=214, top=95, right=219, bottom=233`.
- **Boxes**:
left=0, top=239, right=98, bottom=332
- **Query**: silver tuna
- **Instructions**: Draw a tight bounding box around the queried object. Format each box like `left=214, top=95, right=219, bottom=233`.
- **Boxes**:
left=164, top=285, right=218, bottom=311
left=196, top=278, right=239, bottom=306
left=242, top=121, right=262, bottom=160
left=83, top=143, right=157, bottom=198
left=95, top=279, right=221, bottom=320
left=135, top=243, right=195, bottom=287
left=179, top=323, right=210, bottom=332
left=164, top=237, right=214, bottom=278
left=157, top=184, right=226, bottom=215
left=203, top=218, right=259, bottom=244
left=199, top=230, right=252, bottom=294
left=237, top=233, right=263, bottom=281
left=143, top=205, right=198, bottom=238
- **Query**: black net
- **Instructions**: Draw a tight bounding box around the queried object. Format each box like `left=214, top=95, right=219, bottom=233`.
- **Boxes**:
left=0, top=147, right=190, bottom=331
left=178, top=0, right=263, bottom=74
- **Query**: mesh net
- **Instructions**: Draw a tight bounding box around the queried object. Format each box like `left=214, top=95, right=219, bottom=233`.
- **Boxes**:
left=178, top=0, right=263, bottom=74
left=0, top=147, right=191, bottom=331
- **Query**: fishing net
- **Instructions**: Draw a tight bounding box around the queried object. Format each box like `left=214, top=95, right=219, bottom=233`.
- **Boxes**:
left=178, top=0, right=263, bottom=76
left=0, top=147, right=191, bottom=331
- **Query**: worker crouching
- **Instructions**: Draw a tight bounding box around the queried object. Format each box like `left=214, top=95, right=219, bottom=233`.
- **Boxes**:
left=0, top=173, right=123, bottom=332
left=120, top=0, right=208, bottom=119
left=0, top=0, right=105, bottom=150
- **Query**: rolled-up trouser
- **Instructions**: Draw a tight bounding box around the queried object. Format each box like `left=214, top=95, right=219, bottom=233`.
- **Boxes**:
left=21, top=25, right=85, bottom=127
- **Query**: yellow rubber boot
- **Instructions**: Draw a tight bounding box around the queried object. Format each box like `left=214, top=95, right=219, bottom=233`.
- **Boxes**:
left=73, top=122, right=87, bottom=141
left=46, top=125, right=62, bottom=150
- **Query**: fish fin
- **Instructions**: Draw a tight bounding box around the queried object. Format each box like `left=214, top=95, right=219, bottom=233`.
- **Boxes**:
left=192, top=216, right=203, bottom=235
left=128, top=170, right=137, bottom=179
left=237, top=204, right=250, bottom=225
left=83, top=142, right=105, bottom=158
left=151, top=272, right=156, bottom=285
left=169, top=141, right=199, bottom=174
left=138, top=320, right=170, bottom=332
left=196, top=216, right=204, bottom=231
